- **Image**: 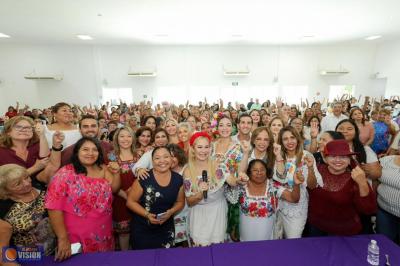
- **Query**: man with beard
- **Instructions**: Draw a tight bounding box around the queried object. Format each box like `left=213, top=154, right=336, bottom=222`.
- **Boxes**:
left=232, top=114, right=253, bottom=142
left=60, top=115, right=113, bottom=166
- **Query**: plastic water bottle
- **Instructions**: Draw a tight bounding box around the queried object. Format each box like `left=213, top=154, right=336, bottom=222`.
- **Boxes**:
left=367, top=239, right=379, bottom=265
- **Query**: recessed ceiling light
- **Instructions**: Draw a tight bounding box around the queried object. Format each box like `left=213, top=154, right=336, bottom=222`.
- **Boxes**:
left=365, top=35, right=382, bottom=40
left=77, top=35, right=93, bottom=40
left=0, top=33, right=11, bottom=38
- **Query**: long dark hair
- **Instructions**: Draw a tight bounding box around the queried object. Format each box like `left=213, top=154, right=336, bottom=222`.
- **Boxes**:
left=71, top=137, right=104, bottom=175
left=335, top=119, right=366, bottom=163
left=142, top=115, right=158, bottom=128
left=167, top=143, right=187, bottom=167
left=246, top=159, right=272, bottom=180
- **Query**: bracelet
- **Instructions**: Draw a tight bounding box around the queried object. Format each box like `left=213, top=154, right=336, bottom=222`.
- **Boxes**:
left=52, top=145, right=63, bottom=151
left=144, top=210, right=150, bottom=220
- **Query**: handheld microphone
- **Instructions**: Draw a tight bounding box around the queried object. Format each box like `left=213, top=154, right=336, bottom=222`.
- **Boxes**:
left=202, top=170, right=208, bottom=200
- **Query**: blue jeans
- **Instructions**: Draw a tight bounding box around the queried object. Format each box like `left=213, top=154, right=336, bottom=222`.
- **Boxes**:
left=376, top=207, right=400, bottom=244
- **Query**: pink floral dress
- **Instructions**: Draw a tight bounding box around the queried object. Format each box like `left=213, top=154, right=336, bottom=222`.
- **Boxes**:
left=45, top=164, right=114, bottom=253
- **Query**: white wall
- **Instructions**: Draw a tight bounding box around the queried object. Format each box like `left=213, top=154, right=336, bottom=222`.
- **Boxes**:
left=374, top=39, right=400, bottom=98
left=0, top=42, right=390, bottom=111
left=0, top=44, right=99, bottom=110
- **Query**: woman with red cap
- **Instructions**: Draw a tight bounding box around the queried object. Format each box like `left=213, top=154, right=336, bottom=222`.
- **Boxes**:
left=183, top=131, right=239, bottom=246
left=307, top=139, right=377, bottom=236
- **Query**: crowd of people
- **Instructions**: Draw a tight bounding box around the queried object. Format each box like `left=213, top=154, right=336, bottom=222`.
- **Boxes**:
left=0, top=94, right=399, bottom=263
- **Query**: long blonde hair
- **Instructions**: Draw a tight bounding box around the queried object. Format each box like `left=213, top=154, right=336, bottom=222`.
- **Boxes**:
left=187, top=136, right=216, bottom=184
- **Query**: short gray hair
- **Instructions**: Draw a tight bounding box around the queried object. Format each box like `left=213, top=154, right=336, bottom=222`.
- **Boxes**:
left=0, top=164, right=29, bottom=200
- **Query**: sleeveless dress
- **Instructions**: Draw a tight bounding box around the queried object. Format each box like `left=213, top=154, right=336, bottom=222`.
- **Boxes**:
left=130, top=170, right=183, bottom=250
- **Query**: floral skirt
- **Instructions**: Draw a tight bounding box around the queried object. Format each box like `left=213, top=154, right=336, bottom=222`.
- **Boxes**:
left=113, top=220, right=131, bottom=234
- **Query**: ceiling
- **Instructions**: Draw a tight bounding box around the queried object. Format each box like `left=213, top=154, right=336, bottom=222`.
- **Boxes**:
left=0, top=0, right=399, bottom=45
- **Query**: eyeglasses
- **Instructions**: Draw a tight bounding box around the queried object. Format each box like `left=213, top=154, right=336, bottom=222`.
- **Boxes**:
left=13, top=125, right=34, bottom=132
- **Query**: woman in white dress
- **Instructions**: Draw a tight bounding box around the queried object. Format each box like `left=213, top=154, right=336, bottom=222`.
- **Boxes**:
left=225, top=159, right=302, bottom=242
left=183, top=132, right=237, bottom=246
left=44, top=102, right=81, bottom=149
left=273, top=126, right=323, bottom=238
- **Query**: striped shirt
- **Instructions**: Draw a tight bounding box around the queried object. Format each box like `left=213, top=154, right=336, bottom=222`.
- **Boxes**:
left=377, top=156, right=400, bottom=217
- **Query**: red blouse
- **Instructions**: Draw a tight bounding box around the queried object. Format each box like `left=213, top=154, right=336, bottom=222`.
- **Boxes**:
left=0, top=142, right=41, bottom=168
left=308, top=164, right=377, bottom=235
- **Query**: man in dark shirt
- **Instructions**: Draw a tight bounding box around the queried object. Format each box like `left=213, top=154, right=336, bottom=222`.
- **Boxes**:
left=246, top=98, right=254, bottom=110
left=61, top=115, right=113, bottom=167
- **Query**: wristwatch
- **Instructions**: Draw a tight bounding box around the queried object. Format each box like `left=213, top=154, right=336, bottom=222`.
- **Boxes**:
left=52, top=145, right=63, bottom=151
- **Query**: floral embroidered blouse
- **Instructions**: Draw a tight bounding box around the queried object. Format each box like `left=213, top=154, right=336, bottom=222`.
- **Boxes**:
left=225, top=180, right=284, bottom=218
left=212, top=142, right=244, bottom=178
left=45, top=164, right=114, bottom=253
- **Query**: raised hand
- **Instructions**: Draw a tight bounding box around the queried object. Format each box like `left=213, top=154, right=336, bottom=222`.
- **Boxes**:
left=273, top=143, right=283, bottom=159
left=310, top=121, right=319, bottom=139
left=294, top=171, right=305, bottom=185
left=276, top=97, right=283, bottom=108
left=240, top=140, right=251, bottom=154
left=34, top=123, right=45, bottom=136
left=237, top=172, right=249, bottom=185
left=351, top=166, right=367, bottom=185
left=107, top=161, right=120, bottom=174
left=304, top=154, right=314, bottom=168
left=52, top=131, right=65, bottom=148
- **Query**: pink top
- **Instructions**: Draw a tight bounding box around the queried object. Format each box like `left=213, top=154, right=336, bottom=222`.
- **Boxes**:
left=358, top=122, right=374, bottom=145
left=45, top=164, right=114, bottom=253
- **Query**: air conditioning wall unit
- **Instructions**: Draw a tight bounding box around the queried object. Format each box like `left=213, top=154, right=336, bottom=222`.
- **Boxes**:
left=128, top=67, right=157, bottom=77
left=127, top=72, right=157, bottom=77
left=319, top=69, right=349, bottom=76
left=24, top=75, right=63, bottom=81
left=24, top=70, right=63, bottom=81
left=223, top=66, right=250, bottom=76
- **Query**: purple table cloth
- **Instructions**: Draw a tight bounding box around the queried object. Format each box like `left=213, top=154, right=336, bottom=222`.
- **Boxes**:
left=30, top=235, right=399, bottom=266
left=212, top=234, right=399, bottom=266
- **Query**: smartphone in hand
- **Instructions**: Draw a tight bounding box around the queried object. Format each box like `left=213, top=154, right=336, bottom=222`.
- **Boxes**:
left=156, top=212, right=167, bottom=220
